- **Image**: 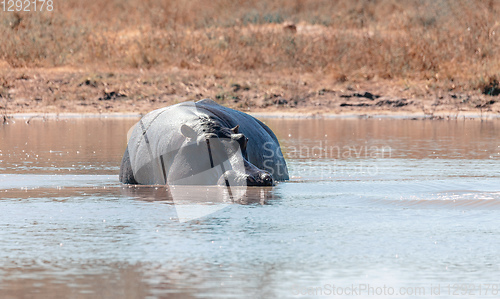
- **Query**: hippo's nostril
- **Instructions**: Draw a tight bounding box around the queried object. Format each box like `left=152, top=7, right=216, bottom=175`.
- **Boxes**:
left=260, top=173, right=274, bottom=186
left=245, top=173, right=274, bottom=186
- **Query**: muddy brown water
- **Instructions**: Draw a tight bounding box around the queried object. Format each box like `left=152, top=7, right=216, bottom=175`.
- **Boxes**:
left=1, top=117, right=499, bottom=298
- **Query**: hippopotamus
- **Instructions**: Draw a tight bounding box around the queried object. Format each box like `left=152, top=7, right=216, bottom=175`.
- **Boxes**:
left=119, top=99, right=289, bottom=186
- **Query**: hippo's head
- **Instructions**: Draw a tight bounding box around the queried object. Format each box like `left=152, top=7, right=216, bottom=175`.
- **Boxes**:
left=167, top=119, right=273, bottom=187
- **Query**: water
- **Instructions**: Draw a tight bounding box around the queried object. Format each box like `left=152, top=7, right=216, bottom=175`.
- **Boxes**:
left=1, top=117, right=499, bottom=298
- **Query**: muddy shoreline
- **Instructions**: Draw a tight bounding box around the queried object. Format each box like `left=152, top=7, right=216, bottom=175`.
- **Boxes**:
left=5, top=112, right=500, bottom=121
left=1, top=68, right=499, bottom=119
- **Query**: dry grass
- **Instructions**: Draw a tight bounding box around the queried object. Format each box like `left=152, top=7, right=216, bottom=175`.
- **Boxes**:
left=1, top=0, right=499, bottom=93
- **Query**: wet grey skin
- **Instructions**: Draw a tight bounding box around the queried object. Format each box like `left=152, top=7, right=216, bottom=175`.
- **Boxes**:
left=119, top=99, right=289, bottom=186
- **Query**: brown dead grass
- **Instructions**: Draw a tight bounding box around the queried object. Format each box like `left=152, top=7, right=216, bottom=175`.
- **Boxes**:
left=1, top=0, right=499, bottom=114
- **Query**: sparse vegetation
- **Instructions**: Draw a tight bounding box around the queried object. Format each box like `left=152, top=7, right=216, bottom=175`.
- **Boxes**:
left=479, top=75, right=500, bottom=96
left=0, top=0, right=499, bottom=115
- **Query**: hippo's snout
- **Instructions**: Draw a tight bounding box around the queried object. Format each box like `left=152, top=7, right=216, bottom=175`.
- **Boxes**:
left=246, top=172, right=274, bottom=186
left=218, top=170, right=274, bottom=187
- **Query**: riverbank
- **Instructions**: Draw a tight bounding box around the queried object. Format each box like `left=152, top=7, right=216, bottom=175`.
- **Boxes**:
left=1, top=67, right=499, bottom=120
left=2, top=1, right=499, bottom=119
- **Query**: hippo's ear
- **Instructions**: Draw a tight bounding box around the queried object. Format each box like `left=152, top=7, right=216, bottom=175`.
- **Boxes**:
left=181, top=124, right=197, bottom=139
left=230, top=125, right=239, bottom=134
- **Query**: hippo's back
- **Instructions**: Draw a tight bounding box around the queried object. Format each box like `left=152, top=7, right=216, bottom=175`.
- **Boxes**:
left=195, top=99, right=289, bottom=180
left=120, top=100, right=289, bottom=184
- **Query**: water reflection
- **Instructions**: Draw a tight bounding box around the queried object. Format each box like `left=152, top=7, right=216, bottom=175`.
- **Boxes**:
left=266, top=118, right=500, bottom=160
left=121, top=185, right=280, bottom=206
left=1, top=118, right=499, bottom=177
left=0, top=263, right=152, bottom=298
left=0, top=118, right=136, bottom=175
left=1, top=117, right=500, bottom=298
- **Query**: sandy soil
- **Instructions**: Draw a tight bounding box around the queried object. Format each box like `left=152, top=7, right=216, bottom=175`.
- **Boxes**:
left=1, top=67, right=499, bottom=119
